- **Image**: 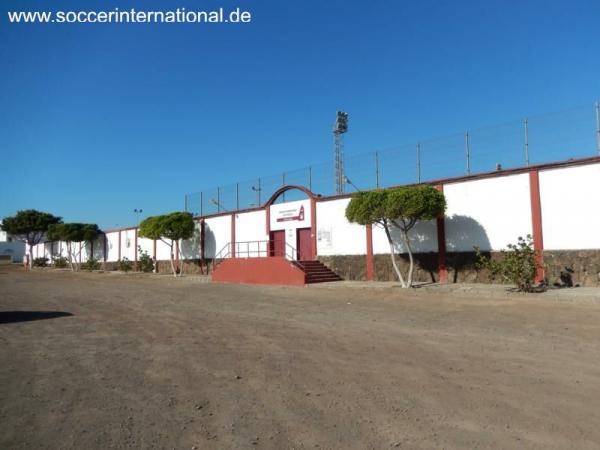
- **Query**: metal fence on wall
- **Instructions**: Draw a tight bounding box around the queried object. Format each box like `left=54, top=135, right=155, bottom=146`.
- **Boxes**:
left=185, top=102, right=600, bottom=216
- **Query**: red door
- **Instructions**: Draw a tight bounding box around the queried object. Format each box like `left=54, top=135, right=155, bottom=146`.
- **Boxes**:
left=270, top=230, right=285, bottom=257
left=296, top=228, right=312, bottom=261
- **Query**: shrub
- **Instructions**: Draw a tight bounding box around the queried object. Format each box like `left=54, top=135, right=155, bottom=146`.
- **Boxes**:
left=33, top=257, right=49, bottom=267
left=81, top=257, right=101, bottom=271
left=475, top=235, right=543, bottom=292
left=52, top=255, right=69, bottom=268
left=118, top=258, right=132, bottom=272
left=138, top=246, right=154, bottom=273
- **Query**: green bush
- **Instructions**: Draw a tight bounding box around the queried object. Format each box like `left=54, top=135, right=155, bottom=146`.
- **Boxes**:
left=475, top=235, right=543, bottom=292
left=33, top=257, right=49, bottom=267
left=117, top=258, right=132, bottom=273
left=81, top=257, right=101, bottom=271
left=138, top=246, right=154, bottom=273
left=52, top=255, right=69, bottom=268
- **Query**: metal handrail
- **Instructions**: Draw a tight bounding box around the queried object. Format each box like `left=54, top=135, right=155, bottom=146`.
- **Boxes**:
left=233, top=240, right=270, bottom=258
left=212, top=242, right=231, bottom=269
left=212, top=239, right=299, bottom=270
left=285, top=242, right=297, bottom=261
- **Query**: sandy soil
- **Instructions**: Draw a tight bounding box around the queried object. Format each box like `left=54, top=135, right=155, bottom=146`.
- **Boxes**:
left=1, top=267, right=600, bottom=449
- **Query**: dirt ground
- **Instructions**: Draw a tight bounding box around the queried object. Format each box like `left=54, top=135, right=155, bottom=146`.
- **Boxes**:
left=1, top=268, right=599, bottom=449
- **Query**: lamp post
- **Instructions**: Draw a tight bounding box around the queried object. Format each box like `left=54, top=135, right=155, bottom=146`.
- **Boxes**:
left=343, top=176, right=361, bottom=192
left=251, top=181, right=262, bottom=206
left=133, top=209, right=143, bottom=227
left=211, top=198, right=228, bottom=212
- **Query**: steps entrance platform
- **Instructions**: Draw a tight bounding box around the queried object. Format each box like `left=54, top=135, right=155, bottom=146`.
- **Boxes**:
left=212, top=257, right=342, bottom=286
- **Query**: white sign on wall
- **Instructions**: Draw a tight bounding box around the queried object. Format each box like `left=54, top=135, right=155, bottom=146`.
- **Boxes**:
left=317, top=227, right=333, bottom=248
left=270, top=199, right=311, bottom=231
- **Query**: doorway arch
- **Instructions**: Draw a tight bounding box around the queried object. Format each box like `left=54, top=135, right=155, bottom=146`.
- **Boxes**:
left=264, top=185, right=318, bottom=260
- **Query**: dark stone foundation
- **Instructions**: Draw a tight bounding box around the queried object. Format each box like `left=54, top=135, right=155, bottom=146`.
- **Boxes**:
left=99, top=259, right=214, bottom=275
left=98, top=250, right=600, bottom=287
left=543, top=250, right=600, bottom=287
left=319, top=250, right=600, bottom=287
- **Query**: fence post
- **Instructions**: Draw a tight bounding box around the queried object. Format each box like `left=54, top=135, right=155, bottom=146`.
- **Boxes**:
left=595, top=101, right=600, bottom=154
left=465, top=131, right=471, bottom=175
left=416, top=143, right=421, bottom=183
left=524, top=118, right=530, bottom=166
left=258, top=177, right=261, bottom=205
left=217, top=187, right=221, bottom=213
left=375, top=151, right=380, bottom=188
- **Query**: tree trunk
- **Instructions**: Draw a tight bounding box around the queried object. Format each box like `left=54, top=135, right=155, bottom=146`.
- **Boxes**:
left=28, top=243, right=33, bottom=269
left=178, top=239, right=184, bottom=276
left=402, top=229, right=415, bottom=288
left=169, top=243, right=177, bottom=278
left=383, top=222, right=406, bottom=288
left=67, top=242, right=75, bottom=272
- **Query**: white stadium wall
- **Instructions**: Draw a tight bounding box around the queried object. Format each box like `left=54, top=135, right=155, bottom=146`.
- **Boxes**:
left=235, top=210, right=268, bottom=257
left=539, top=164, right=600, bottom=250
left=204, top=214, right=232, bottom=258
left=444, top=173, right=533, bottom=252
left=372, top=220, right=438, bottom=254
left=120, top=229, right=136, bottom=261
left=138, top=235, right=155, bottom=260
left=316, top=198, right=366, bottom=256
left=106, top=232, right=120, bottom=261
left=26, top=158, right=600, bottom=285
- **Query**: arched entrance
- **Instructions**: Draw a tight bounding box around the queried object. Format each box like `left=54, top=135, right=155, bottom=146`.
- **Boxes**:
left=264, top=185, right=318, bottom=261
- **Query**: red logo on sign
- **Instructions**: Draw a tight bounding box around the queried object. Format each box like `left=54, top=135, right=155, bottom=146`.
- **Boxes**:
left=276, top=205, right=305, bottom=222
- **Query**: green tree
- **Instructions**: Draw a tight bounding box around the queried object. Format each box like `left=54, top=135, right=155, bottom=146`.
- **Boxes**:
left=346, top=186, right=446, bottom=288
left=1, top=210, right=62, bottom=268
left=47, top=223, right=101, bottom=271
left=138, top=212, right=194, bottom=277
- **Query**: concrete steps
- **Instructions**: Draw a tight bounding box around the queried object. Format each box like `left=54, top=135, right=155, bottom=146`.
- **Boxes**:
left=295, top=260, right=342, bottom=284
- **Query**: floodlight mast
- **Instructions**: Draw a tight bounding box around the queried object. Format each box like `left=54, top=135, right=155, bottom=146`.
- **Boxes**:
left=333, top=111, right=349, bottom=195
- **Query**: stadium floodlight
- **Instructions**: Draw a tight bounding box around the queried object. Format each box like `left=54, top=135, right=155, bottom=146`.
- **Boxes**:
left=334, top=111, right=349, bottom=134
left=334, top=111, right=349, bottom=194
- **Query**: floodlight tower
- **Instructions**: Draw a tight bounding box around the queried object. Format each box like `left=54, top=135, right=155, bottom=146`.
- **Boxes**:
left=333, top=111, right=349, bottom=194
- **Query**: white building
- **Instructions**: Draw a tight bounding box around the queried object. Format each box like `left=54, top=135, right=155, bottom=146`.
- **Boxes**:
left=0, top=220, right=26, bottom=263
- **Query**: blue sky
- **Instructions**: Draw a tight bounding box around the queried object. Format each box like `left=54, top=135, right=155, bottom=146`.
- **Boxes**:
left=1, top=0, right=599, bottom=228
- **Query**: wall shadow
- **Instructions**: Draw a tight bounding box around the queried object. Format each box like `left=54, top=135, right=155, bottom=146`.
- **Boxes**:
left=445, top=215, right=491, bottom=283
left=203, top=226, right=217, bottom=258
left=180, top=225, right=202, bottom=260
left=385, top=215, right=491, bottom=283
left=445, top=214, right=492, bottom=252
left=386, top=220, right=438, bottom=253
left=0, top=311, right=73, bottom=324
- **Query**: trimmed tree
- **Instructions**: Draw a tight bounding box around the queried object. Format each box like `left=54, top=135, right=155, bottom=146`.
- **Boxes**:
left=47, top=223, right=101, bottom=271
left=1, top=210, right=62, bottom=268
left=138, top=212, right=194, bottom=278
left=346, top=185, right=446, bottom=288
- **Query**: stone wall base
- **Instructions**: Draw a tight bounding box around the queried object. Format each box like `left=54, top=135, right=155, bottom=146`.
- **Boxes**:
left=319, top=250, right=600, bottom=287
left=97, top=250, right=600, bottom=286
left=99, top=259, right=214, bottom=275
left=543, top=250, right=600, bottom=287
